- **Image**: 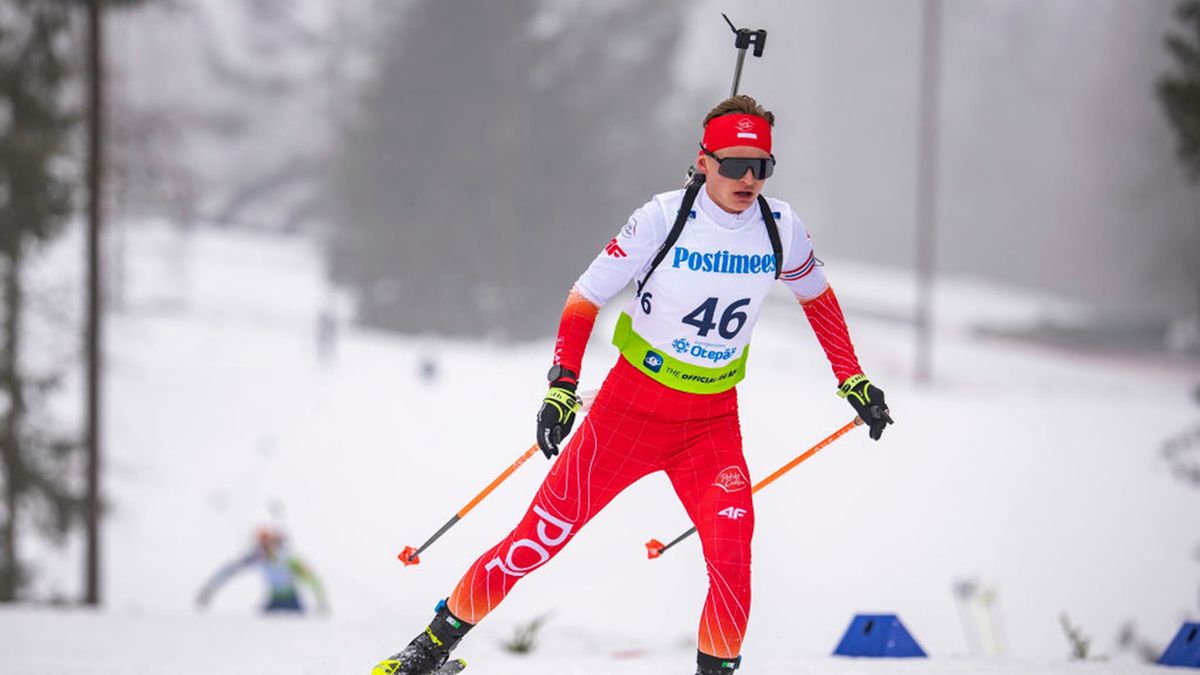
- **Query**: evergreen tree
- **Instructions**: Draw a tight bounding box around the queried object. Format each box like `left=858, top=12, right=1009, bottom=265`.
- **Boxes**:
left=1160, top=0, right=1200, bottom=183
left=1158, top=0, right=1200, bottom=325
left=0, top=0, right=81, bottom=602
left=1159, top=3, right=1200, bottom=621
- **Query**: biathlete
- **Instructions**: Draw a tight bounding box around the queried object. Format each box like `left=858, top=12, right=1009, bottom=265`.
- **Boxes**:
left=373, top=94, right=893, bottom=675
left=196, top=526, right=328, bottom=615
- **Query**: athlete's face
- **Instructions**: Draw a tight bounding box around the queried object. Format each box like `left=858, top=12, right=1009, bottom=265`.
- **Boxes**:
left=696, top=145, right=770, bottom=214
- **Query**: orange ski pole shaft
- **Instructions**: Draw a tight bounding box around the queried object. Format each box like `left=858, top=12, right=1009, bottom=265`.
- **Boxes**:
left=645, top=417, right=863, bottom=560
left=400, top=390, right=597, bottom=566
left=459, top=443, right=539, bottom=518
left=751, top=417, right=862, bottom=494
left=399, top=443, right=540, bottom=566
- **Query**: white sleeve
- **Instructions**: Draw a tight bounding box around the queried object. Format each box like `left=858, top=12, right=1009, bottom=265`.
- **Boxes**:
left=573, top=196, right=671, bottom=307
left=778, top=210, right=829, bottom=302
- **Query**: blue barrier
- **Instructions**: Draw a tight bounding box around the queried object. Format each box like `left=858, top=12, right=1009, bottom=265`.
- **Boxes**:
left=833, top=613, right=927, bottom=658
left=1159, top=622, right=1200, bottom=668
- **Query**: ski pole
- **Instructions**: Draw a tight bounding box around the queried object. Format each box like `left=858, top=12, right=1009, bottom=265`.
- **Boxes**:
left=399, top=390, right=597, bottom=566
left=722, top=13, right=767, bottom=97
left=644, top=417, right=862, bottom=560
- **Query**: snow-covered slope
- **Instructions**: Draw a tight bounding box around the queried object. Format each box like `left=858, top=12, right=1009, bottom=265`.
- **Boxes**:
left=0, top=607, right=1180, bottom=675
left=3, top=222, right=1196, bottom=674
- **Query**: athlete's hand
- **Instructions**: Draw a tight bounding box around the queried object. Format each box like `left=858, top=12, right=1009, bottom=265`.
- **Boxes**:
left=536, top=382, right=581, bottom=459
left=838, top=374, right=893, bottom=440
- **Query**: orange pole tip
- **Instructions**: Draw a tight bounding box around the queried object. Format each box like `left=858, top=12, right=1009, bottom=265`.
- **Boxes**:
left=645, top=539, right=664, bottom=560
left=399, top=546, right=420, bottom=566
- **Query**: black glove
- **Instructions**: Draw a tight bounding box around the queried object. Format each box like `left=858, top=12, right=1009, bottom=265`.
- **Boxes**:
left=536, top=380, right=580, bottom=459
left=838, top=374, right=893, bottom=441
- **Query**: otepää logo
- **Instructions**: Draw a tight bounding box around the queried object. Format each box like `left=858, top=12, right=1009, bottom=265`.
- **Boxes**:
left=643, top=351, right=663, bottom=372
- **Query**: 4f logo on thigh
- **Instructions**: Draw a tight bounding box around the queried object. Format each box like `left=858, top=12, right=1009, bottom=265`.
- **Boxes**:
left=718, top=506, right=748, bottom=521
left=485, top=505, right=575, bottom=578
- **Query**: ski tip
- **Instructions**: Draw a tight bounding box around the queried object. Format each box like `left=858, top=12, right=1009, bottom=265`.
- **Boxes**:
left=645, top=539, right=664, bottom=559
left=371, top=660, right=400, bottom=675
left=398, top=546, right=420, bottom=566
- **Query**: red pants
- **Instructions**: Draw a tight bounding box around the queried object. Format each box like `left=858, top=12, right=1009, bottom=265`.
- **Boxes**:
left=447, top=357, right=754, bottom=659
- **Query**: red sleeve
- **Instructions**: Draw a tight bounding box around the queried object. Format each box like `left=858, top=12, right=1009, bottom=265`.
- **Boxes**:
left=552, top=287, right=600, bottom=382
left=800, top=286, right=863, bottom=384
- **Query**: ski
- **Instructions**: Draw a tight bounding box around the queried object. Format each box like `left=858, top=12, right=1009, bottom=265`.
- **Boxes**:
left=371, top=657, right=466, bottom=675
left=435, top=659, right=467, bottom=674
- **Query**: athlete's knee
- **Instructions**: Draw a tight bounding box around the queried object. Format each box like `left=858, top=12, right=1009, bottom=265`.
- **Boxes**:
left=711, top=499, right=754, bottom=528
left=705, top=544, right=752, bottom=580
left=701, top=521, right=753, bottom=585
left=701, top=490, right=754, bottom=541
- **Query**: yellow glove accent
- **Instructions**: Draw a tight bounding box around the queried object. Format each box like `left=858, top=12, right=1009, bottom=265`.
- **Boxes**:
left=837, top=374, right=871, bottom=406
left=544, top=386, right=581, bottom=421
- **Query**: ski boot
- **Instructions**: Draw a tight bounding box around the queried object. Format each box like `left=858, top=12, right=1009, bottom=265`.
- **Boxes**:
left=372, top=599, right=473, bottom=675
left=696, top=651, right=741, bottom=675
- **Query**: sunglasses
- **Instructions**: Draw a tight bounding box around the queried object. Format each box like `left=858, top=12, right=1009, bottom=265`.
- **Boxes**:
left=701, top=145, right=776, bottom=180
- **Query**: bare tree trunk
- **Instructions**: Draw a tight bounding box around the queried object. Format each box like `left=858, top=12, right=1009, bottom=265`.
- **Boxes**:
left=0, top=252, right=26, bottom=601
left=84, top=0, right=105, bottom=607
left=914, top=0, right=943, bottom=385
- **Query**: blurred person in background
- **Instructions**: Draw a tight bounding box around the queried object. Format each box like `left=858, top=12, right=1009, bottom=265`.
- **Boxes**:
left=196, top=525, right=328, bottom=616
left=372, top=94, right=892, bottom=675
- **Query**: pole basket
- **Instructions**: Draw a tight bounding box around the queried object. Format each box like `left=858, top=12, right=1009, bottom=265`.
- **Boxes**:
left=399, top=546, right=421, bottom=566
left=645, top=539, right=665, bottom=559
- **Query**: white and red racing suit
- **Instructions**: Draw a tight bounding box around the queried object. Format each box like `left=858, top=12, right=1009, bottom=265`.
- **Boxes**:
left=447, top=187, right=863, bottom=660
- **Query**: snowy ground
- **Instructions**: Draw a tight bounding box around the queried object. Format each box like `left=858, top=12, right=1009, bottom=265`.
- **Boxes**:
left=3, top=222, right=1198, bottom=674
left=0, top=607, right=1180, bottom=675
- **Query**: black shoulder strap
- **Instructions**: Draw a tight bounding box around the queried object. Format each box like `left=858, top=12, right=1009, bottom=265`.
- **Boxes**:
left=635, top=179, right=783, bottom=294
left=758, top=194, right=783, bottom=280
left=635, top=174, right=706, bottom=296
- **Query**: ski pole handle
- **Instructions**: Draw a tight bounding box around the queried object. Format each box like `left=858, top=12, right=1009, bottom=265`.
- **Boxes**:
left=645, top=417, right=862, bottom=560
left=399, top=390, right=598, bottom=566
left=458, top=388, right=596, bottom=518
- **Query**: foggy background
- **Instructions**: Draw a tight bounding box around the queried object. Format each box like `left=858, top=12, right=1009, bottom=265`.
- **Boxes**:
left=3, top=0, right=1200, bottom=672
left=103, top=0, right=1200, bottom=338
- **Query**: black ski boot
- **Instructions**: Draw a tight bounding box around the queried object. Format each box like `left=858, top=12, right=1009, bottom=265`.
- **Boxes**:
left=696, top=650, right=741, bottom=675
left=372, top=600, right=473, bottom=675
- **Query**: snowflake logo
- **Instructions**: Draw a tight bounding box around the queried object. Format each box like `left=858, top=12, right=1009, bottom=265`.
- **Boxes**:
left=672, top=338, right=691, bottom=354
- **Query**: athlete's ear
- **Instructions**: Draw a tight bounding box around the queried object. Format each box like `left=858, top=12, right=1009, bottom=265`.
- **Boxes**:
left=695, top=149, right=709, bottom=175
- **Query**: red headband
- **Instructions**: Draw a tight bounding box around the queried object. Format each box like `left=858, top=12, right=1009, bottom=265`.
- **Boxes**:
left=701, top=113, right=772, bottom=154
